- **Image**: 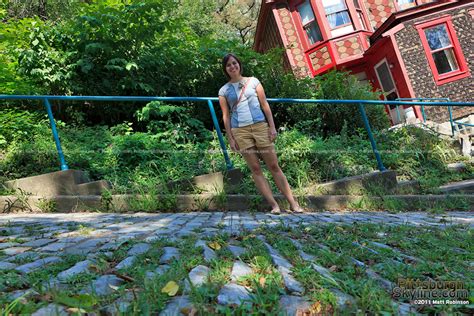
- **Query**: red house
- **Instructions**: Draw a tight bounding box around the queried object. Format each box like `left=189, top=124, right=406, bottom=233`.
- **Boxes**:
left=254, top=0, right=473, bottom=125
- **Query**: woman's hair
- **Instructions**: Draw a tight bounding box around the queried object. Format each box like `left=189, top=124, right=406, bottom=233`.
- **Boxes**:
left=222, top=53, right=243, bottom=79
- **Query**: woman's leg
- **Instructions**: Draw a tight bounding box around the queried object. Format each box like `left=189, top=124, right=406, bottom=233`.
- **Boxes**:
left=258, top=146, right=303, bottom=212
left=241, top=147, right=281, bottom=213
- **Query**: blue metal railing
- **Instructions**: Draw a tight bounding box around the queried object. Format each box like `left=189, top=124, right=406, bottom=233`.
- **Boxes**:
left=396, top=98, right=474, bottom=137
left=1, top=95, right=473, bottom=173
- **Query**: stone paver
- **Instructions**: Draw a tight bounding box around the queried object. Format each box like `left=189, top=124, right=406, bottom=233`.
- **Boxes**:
left=185, top=265, right=210, bottom=291
left=231, top=260, right=253, bottom=281
left=217, top=283, right=253, bottom=306
left=84, top=274, right=124, bottom=296
left=160, top=247, right=180, bottom=263
left=115, top=256, right=137, bottom=270
left=160, top=295, right=193, bottom=316
left=1, top=211, right=472, bottom=315
left=57, top=259, right=93, bottom=281
left=15, top=256, right=62, bottom=274
left=31, top=303, right=68, bottom=316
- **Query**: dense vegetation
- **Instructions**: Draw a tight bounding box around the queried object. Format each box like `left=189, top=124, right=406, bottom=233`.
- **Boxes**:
left=0, top=0, right=470, bottom=194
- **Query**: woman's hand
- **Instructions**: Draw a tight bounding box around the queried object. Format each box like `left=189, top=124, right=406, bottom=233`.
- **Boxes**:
left=268, top=127, right=278, bottom=143
left=229, top=137, right=240, bottom=152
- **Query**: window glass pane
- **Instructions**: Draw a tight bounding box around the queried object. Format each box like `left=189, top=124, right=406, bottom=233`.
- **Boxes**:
left=357, top=12, right=366, bottom=29
left=376, top=62, right=395, bottom=92
left=305, top=21, right=323, bottom=44
left=397, top=0, right=414, bottom=5
left=322, top=0, right=347, bottom=14
left=432, top=48, right=459, bottom=74
left=327, top=11, right=351, bottom=28
left=298, top=0, right=315, bottom=25
left=424, top=24, right=451, bottom=50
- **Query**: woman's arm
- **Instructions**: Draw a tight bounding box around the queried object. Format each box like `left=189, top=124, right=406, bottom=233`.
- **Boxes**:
left=256, top=83, right=278, bottom=142
left=218, top=96, right=239, bottom=151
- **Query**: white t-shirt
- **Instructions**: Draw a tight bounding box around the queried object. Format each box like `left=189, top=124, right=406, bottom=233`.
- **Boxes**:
left=218, top=77, right=267, bottom=128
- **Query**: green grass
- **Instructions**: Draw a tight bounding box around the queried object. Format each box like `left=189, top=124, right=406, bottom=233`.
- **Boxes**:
left=1, top=222, right=472, bottom=315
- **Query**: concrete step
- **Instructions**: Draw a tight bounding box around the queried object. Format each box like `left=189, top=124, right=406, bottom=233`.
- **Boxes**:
left=4, top=170, right=90, bottom=196
left=2, top=193, right=472, bottom=213
left=393, top=180, right=420, bottom=194
left=439, top=179, right=474, bottom=194
left=165, top=168, right=244, bottom=194
left=75, top=180, right=112, bottom=196
left=309, top=170, right=397, bottom=195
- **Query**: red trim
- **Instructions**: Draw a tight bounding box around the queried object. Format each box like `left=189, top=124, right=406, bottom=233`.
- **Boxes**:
left=415, top=15, right=470, bottom=86
left=305, top=43, right=336, bottom=76
left=291, top=0, right=328, bottom=51
left=272, top=5, right=298, bottom=69
left=387, top=28, right=423, bottom=119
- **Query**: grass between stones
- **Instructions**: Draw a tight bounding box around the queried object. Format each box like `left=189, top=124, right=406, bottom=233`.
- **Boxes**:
left=0, top=222, right=472, bottom=315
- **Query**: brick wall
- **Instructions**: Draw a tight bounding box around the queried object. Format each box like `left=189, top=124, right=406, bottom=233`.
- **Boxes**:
left=395, top=5, right=474, bottom=122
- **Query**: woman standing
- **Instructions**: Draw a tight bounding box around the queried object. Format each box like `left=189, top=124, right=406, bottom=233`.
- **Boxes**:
left=218, top=53, right=304, bottom=214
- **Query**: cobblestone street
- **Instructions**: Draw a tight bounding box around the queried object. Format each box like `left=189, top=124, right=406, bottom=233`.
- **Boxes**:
left=1, top=211, right=472, bottom=315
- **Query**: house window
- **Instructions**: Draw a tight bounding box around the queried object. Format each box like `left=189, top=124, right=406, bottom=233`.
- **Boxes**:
left=416, top=16, right=469, bottom=85
left=353, top=0, right=367, bottom=29
left=297, top=0, right=323, bottom=45
left=424, top=25, right=458, bottom=74
left=397, top=0, right=416, bottom=10
left=322, top=0, right=351, bottom=29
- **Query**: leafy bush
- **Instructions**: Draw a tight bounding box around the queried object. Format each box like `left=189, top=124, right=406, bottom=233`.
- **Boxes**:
left=1, top=120, right=469, bottom=194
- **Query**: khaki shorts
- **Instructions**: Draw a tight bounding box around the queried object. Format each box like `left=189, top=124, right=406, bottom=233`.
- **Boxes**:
left=231, top=122, right=274, bottom=151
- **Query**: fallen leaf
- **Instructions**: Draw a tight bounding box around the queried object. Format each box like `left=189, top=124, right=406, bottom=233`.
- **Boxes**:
left=180, top=307, right=198, bottom=316
left=109, top=284, right=120, bottom=291
left=208, top=241, right=221, bottom=250
left=259, top=276, right=266, bottom=287
left=310, top=301, right=322, bottom=314
left=89, top=264, right=100, bottom=272
left=295, top=308, right=311, bottom=316
left=161, top=281, right=179, bottom=296
left=67, top=307, right=87, bottom=314
left=329, top=265, right=337, bottom=272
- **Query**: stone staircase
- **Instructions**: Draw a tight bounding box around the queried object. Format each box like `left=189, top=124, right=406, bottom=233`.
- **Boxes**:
left=3, top=170, right=111, bottom=196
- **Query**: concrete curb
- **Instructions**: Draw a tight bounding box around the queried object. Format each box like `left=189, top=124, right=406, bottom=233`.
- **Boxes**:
left=0, top=194, right=472, bottom=213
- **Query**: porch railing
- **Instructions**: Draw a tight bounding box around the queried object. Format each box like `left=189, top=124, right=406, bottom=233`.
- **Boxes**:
left=1, top=95, right=473, bottom=173
left=396, top=98, right=474, bottom=137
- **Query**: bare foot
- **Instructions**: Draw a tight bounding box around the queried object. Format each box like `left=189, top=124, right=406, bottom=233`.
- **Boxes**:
left=270, top=206, right=281, bottom=214
left=290, top=205, right=305, bottom=213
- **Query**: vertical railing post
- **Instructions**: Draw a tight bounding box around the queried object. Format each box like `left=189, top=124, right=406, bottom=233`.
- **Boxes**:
left=447, top=105, right=455, bottom=137
left=207, top=99, right=233, bottom=170
left=396, top=106, right=401, bottom=124
left=418, top=99, right=426, bottom=122
left=44, top=98, right=69, bottom=170
left=358, top=103, right=386, bottom=171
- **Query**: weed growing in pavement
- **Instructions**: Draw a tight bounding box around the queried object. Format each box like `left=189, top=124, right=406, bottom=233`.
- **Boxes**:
left=193, top=195, right=210, bottom=211
left=2, top=189, right=34, bottom=213
left=76, top=224, right=94, bottom=235
left=213, top=188, right=228, bottom=210
left=100, top=189, right=114, bottom=212
left=37, top=198, right=57, bottom=213
left=9, top=254, right=37, bottom=265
